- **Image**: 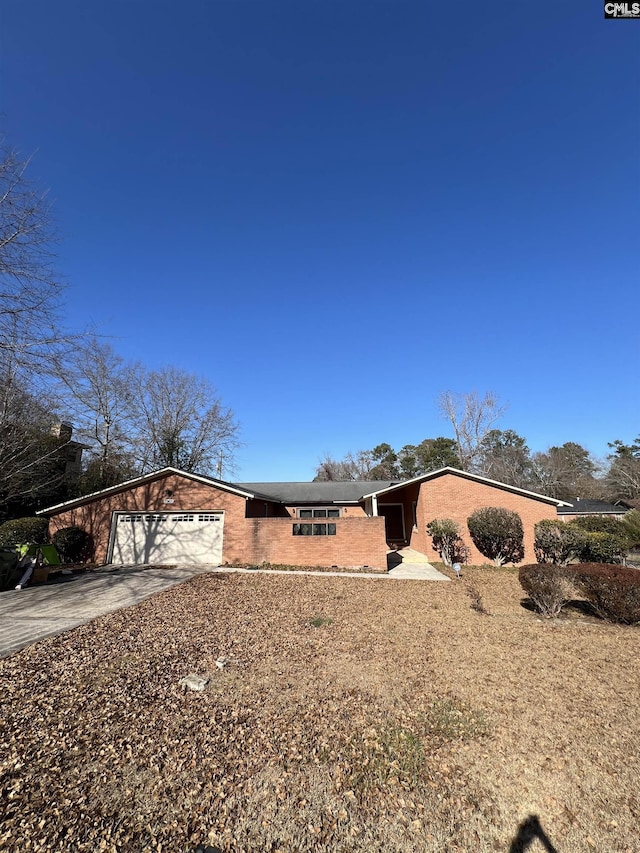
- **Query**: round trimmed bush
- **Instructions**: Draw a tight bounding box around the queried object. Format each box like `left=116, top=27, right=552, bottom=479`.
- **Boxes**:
left=569, top=562, right=640, bottom=625
left=519, top=563, right=573, bottom=618
left=426, top=518, right=470, bottom=566
left=51, top=526, right=92, bottom=563
left=534, top=519, right=587, bottom=566
left=0, top=517, right=49, bottom=548
left=467, top=507, right=524, bottom=566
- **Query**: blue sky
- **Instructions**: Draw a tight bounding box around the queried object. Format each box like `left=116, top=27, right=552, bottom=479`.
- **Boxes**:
left=1, top=1, right=638, bottom=480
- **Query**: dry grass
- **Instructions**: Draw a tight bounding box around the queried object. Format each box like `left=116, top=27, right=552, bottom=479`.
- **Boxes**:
left=1, top=567, right=638, bottom=852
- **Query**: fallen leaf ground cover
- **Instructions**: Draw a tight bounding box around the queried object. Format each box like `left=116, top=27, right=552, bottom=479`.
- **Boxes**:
left=1, top=567, right=638, bottom=852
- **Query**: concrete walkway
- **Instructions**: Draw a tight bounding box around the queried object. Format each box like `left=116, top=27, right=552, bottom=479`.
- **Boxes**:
left=0, top=560, right=450, bottom=659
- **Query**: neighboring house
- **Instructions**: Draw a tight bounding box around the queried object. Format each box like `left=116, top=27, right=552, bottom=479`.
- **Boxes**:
left=38, top=466, right=568, bottom=570
left=557, top=498, right=629, bottom=523
left=50, top=422, right=89, bottom=483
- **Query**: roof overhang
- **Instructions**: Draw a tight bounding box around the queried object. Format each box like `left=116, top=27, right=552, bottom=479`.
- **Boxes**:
left=361, top=467, right=572, bottom=507
left=557, top=508, right=622, bottom=515
left=37, top=467, right=258, bottom=516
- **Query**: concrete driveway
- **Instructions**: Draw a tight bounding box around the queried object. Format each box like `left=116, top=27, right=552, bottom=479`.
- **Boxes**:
left=0, top=565, right=214, bottom=658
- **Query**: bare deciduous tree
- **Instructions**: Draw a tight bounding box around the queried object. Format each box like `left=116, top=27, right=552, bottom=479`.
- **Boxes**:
left=130, top=366, right=240, bottom=477
left=0, top=140, right=82, bottom=514
left=438, top=390, right=506, bottom=471
left=0, top=140, right=73, bottom=373
left=314, top=445, right=400, bottom=481
left=55, top=339, right=138, bottom=490
left=606, top=438, right=640, bottom=500
left=0, top=362, right=70, bottom=515
left=314, top=450, right=376, bottom=481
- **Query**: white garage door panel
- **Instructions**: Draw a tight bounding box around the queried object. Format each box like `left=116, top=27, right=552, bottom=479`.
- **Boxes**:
left=112, top=512, right=224, bottom=565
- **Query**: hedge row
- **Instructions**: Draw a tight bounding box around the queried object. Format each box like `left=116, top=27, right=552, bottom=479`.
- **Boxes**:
left=534, top=518, right=631, bottom=566
left=519, top=562, right=640, bottom=624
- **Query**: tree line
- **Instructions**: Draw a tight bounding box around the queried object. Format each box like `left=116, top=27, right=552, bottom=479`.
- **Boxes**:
left=0, top=138, right=240, bottom=520
left=315, top=391, right=640, bottom=504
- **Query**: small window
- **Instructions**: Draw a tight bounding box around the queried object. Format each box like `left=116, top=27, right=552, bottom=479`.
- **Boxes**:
left=296, top=507, right=341, bottom=519
left=292, top=523, right=337, bottom=536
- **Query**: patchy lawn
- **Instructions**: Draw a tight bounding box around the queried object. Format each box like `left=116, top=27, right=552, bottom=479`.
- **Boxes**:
left=1, top=567, right=638, bottom=852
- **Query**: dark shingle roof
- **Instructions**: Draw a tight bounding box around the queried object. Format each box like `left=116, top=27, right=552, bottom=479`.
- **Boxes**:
left=557, top=499, right=627, bottom=515
left=237, top=481, right=400, bottom=504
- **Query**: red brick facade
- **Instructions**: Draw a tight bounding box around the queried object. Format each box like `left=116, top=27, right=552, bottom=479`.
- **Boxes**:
left=407, top=473, right=558, bottom=564
left=43, top=469, right=559, bottom=570
left=45, top=473, right=388, bottom=570
left=47, top=473, right=252, bottom=565
left=244, top=517, right=387, bottom=570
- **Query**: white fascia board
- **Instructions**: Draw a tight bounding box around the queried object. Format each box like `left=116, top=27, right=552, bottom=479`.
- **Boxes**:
left=37, top=467, right=256, bottom=515
left=361, top=467, right=572, bottom=507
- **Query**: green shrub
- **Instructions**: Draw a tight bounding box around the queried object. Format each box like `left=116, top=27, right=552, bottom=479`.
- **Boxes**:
left=622, top=509, right=640, bottom=548
left=569, top=562, right=640, bottom=625
left=534, top=519, right=587, bottom=566
left=467, top=507, right=524, bottom=566
left=0, top=517, right=49, bottom=548
left=579, top=531, right=629, bottom=564
left=565, top=517, right=631, bottom=563
left=519, top=563, right=573, bottom=618
left=51, top=526, right=92, bottom=563
left=426, top=518, right=470, bottom=566
left=570, top=515, right=630, bottom=536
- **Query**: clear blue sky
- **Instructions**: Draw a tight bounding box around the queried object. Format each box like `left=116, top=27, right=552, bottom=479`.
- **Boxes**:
left=1, top=1, right=638, bottom=480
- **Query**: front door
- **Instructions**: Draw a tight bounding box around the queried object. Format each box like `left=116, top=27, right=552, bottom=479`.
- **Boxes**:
left=378, top=504, right=405, bottom=543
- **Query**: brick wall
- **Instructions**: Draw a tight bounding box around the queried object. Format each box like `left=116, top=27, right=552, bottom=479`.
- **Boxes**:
left=409, top=473, right=558, bottom=565
left=243, top=517, right=387, bottom=570
left=45, top=474, right=388, bottom=569
left=46, top=474, right=250, bottom=565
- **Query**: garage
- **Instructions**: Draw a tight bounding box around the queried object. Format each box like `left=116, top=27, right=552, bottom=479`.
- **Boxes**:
left=110, top=511, right=224, bottom=565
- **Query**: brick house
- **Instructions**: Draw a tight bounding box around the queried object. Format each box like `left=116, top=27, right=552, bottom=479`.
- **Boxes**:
left=38, top=466, right=569, bottom=570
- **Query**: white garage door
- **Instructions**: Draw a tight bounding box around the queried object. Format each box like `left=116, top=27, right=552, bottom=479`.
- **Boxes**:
left=111, top=512, right=224, bottom=565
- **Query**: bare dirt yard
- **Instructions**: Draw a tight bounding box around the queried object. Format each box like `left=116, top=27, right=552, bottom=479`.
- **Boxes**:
left=1, top=567, right=638, bottom=852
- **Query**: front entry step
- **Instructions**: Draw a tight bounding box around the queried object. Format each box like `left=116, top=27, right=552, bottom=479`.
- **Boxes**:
left=390, top=547, right=433, bottom=564
left=386, top=547, right=433, bottom=570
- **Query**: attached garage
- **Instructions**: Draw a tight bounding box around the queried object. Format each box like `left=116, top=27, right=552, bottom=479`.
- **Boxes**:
left=38, top=469, right=259, bottom=567
left=110, top=511, right=224, bottom=566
